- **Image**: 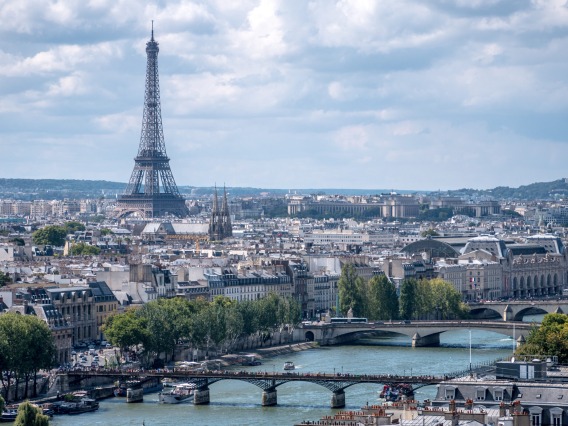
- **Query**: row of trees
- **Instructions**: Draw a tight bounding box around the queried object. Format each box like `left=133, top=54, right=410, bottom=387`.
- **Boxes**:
left=338, top=264, right=468, bottom=321
left=103, top=294, right=301, bottom=366
left=0, top=314, right=56, bottom=401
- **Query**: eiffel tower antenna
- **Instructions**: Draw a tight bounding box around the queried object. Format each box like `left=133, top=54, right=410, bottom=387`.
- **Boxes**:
left=116, top=25, right=189, bottom=219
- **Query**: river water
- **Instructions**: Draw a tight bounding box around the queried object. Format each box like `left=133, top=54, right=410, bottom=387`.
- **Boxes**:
left=49, top=328, right=518, bottom=426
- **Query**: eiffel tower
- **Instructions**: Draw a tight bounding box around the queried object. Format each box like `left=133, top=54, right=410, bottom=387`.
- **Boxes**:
left=116, top=26, right=189, bottom=219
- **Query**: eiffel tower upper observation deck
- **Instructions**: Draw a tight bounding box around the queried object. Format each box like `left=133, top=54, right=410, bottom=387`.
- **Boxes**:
left=115, top=27, right=189, bottom=219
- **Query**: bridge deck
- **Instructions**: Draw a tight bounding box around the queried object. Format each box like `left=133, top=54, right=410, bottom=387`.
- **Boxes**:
left=61, top=369, right=454, bottom=386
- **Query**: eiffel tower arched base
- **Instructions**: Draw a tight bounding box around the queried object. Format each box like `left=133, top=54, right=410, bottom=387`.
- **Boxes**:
left=115, top=194, right=189, bottom=219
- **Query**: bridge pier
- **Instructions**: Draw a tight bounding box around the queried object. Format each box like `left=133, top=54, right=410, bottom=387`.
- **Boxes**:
left=57, top=374, right=69, bottom=393
left=331, top=390, right=345, bottom=408
left=194, top=387, right=210, bottom=405
left=412, top=333, right=440, bottom=347
left=262, top=388, right=277, bottom=406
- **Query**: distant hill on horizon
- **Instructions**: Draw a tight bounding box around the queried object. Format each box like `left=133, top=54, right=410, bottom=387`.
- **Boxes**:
left=0, top=177, right=566, bottom=201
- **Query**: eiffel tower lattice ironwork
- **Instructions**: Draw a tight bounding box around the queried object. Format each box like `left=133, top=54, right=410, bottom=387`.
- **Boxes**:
left=116, top=27, right=189, bottom=219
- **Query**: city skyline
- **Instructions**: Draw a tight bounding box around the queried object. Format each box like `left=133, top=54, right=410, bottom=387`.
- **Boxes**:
left=1, top=1, right=568, bottom=191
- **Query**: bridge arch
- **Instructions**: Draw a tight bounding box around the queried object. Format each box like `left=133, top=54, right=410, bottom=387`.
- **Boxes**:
left=305, top=331, right=315, bottom=342
left=513, top=306, right=549, bottom=322
left=468, top=306, right=503, bottom=320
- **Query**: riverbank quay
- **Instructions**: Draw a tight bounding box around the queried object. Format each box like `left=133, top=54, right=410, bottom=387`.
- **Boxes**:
left=218, top=341, right=319, bottom=367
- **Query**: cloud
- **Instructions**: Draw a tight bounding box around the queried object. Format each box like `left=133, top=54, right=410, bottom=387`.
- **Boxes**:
left=0, top=0, right=567, bottom=190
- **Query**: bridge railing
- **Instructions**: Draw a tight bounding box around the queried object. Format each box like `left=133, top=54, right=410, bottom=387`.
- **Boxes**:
left=445, top=356, right=510, bottom=379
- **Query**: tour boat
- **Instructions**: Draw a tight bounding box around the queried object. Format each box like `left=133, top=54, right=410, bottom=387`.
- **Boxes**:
left=0, top=407, right=18, bottom=422
left=159, top=383, right=196, bottom=404
left=283, top=361, right=295, bottom=370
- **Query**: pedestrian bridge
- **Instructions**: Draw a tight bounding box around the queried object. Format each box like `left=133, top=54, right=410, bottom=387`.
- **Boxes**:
left=59, top=368, right=456, bottom=408
left=467, top=300, right=567, bottom=321
left=299, top=320, right=532, bottom=347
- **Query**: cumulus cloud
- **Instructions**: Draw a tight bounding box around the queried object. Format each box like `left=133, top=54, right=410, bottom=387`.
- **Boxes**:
left=0, top=0, right=567, bottom=190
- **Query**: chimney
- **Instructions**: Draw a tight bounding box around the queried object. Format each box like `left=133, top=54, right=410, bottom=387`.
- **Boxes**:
left=449, top=399, right=456, bottom=413
left=452, top=411, right=460, bottom=426
left=499, top=402, right=507, bottom=417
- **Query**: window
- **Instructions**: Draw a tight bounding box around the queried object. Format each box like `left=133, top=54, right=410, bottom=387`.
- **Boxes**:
left=444, top=388, right=455, bottom=400
left=530, top=407, right=543, bottom=426
left=494, top=389, right=503, bottom=401
left=476, top=388, right=486, bottom=401
left=551, top=409, right=563, bottom=426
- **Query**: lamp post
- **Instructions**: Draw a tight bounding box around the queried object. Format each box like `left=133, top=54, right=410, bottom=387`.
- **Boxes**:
left=469, top=329, right=472, bottom=371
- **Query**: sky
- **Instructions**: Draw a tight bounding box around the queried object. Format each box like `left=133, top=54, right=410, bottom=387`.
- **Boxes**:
left=1, top=0, right=568, bottom=192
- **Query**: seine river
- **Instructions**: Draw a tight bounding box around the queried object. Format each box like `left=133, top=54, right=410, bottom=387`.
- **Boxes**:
left=49, top=328, right=520, bottom=426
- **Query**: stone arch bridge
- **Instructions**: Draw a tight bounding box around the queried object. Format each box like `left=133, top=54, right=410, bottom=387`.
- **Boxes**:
left=298, top=320, right=532, bottom=347
left=467, top=300, right=568, bottom=321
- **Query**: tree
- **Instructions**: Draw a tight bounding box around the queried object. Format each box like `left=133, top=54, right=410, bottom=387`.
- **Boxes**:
left=100, top=228, right=113, bottom=236
left=338, top=264, right=365, bottom=317
left=138, top=298, right=196, bottom=363
left=421, top=229, right=440, bottom=237
left=103, top=309, right=148, bottom=352
left=516, top=313, right=568, bottom=363
left=64, top=221, right=85, bottom=234
left=32, top=226, right=67, bottom=247
left=0, top=272, right=10, bottom=287
left=19, top=316, right=56, bottom=398
left=0, top=314, right=55, bottom=401
left=223, top=304, right=244, bottom=352
left=68, top=242, right=101, bottom=256
left=9, top=238, right=25, bottom=246
left=429, top=278, right=466, bottom=320
left=368, top=275, right=399, bottom=321
left=399, top=279, right=417, bottom=320
left=15, top=401, right=49, bottom=426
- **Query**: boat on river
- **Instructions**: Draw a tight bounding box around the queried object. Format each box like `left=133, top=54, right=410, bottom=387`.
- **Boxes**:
left=0, top=407, right=18, bottom=422
left=159, top=383, right=196, bottom=404
left=52, top=393, right=99, bottom=415
left=126, top=386, right=144, bottom=403
left=241, top=354, right=262, bottom=366
left=379, top=383, right=414, bottom=402
left=283, top=361, right=295, bottom=370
